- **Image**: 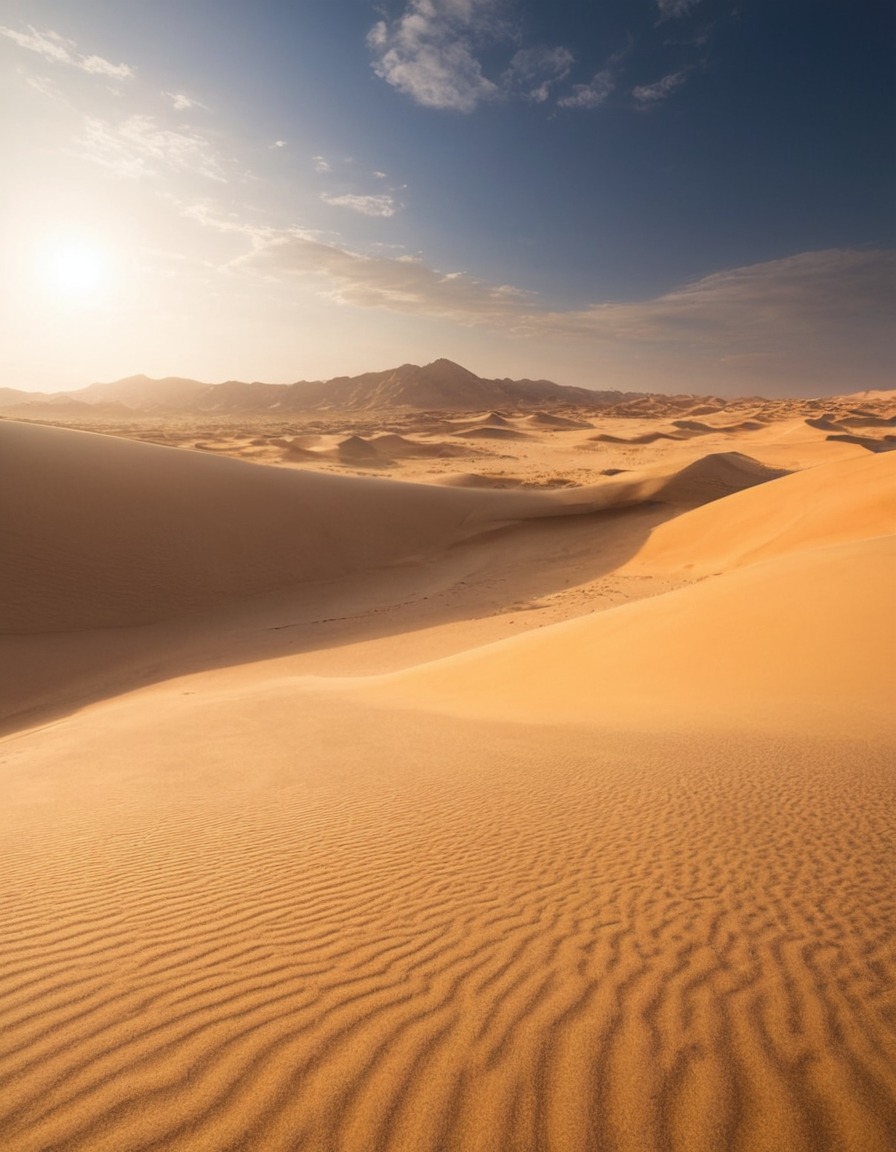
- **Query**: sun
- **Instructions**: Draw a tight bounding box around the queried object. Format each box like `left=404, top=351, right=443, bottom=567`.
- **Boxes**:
left=45, top=239, right=107, bottom=297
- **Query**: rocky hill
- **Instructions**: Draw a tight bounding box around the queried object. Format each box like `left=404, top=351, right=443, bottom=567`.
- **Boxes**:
left=0, top=359, right=640, bottom=414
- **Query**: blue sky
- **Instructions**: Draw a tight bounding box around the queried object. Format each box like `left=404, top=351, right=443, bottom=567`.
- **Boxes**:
left=1, top=0, right=893, bottom=395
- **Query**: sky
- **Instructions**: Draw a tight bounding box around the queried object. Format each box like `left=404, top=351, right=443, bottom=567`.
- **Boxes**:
left=1, top=0, right=893, bottom=397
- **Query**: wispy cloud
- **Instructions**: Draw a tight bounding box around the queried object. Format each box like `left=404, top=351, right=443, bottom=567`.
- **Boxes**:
left=214, top=189, right=890, bottom=347
left=312, top=155, right=332, bottom=173
left=633, top=71, right=687, bottom=105
left=221, top=224, right=893, bottom=387
left=535, top=250, right=896, bottom=371
left=366, top=3, right=703, bottom=116
left=656, top=0, right=702, bottom=18
left=0, top=24, right=133, bottom=79
left=82, top=115, right=227, bottom=181
left=165, top=91, right=207, bottom=112
left=366, top=2, right=703, bottom=116
left=557, top=71, right=615, bottom=110
left=320, top=192, right=398, bottom=218
left=367, top=0, right=503, bottom=112
left=503, top=46, right=575, bottom=103
left=225, top=225, right=532, bottom=318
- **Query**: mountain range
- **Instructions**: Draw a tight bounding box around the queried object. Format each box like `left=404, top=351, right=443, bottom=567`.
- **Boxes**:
left=0, top=359, right=643, bottom=414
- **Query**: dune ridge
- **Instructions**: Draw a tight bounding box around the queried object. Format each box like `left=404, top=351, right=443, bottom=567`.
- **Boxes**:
left=0, top=422, right=785, bottom=635
left=632, top=450, right=896, bottom=574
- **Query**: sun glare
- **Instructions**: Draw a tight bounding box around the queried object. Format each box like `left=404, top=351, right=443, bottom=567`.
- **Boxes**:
left=46, top=239, right=107, bottom=296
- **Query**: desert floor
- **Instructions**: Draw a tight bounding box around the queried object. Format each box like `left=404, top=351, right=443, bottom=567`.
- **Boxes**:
left=1, top=393, right=895, bottom=1151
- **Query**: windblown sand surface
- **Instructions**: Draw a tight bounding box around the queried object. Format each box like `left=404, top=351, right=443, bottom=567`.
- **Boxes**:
left=1, top=393, right=895, bottom=1151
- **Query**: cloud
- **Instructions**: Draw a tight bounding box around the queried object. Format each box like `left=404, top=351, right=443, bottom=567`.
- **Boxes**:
left=320, top=192, right=398, bottom=218
left=270, top=140, right=287, bottom=149
left=312, top=155, right=332, bottom=173
left=367, top=0, right=502, bottom=112
left=230, top=226, right=535, bottom=318
left=366, top=2, right=635, bottom=115
left=503, top=46, right=575, bottom=103
left=557, top=71, right=615, bottom=110
left=656, top=0, right=702, bottom=18
left=230, top=229, right=893, bottom=386
left=633, top=71, right=687, bottom=105
left=177, top=201, right=896, bottom=390
left=535, top=250, right=896, bottom=385
left=0, top=25, right=133, bottom=79
left=166, top=91, right=207, bottom=112
left=81, top=114, right=227, bottom=181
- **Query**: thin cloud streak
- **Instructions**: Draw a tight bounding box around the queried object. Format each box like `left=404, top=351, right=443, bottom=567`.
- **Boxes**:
left=503, top=46, right=575, bottom=103
left=633, top=71, right=687, bottom=105
left=656, top=0, right=702, bottom=19
left=558, top=71, right=615, bottom=109
left=234, top=228, right=528, bottom=317
left=166, top=92, right=208, bottom=112
left=82, top=115, right=228, bottom=182
left=538, top=250, right=895, bottom=345
left=320, top=192, right=398, bottom=218
left=0, top=25, right=133, bottom=79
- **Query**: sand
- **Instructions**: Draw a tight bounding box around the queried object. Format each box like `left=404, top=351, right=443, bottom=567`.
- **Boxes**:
left=1, top=392, right=894, bottom=1151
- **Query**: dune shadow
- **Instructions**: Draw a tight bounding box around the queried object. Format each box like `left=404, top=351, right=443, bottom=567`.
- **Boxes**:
left=1, top=501, right=676, bottom=736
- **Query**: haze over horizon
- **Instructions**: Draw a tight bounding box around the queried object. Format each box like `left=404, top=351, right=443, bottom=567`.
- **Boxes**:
left=1, top=0, right=893, bottom=397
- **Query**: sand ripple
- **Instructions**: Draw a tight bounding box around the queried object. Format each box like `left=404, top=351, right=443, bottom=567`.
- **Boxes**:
left=1, top=707, right=894, bottom=1151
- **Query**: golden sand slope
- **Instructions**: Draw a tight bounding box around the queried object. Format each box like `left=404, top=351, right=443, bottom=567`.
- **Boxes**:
left=631, top=450, right=896, bottom=574
left=363, top=534, right=895, bottom=737
left=1, top=421, right=894, bottom=1152
left=361, top=450, right=895, bottom=736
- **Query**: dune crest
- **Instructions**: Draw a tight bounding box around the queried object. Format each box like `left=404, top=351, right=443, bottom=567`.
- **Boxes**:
left=631, top=450, right=896, bottom=575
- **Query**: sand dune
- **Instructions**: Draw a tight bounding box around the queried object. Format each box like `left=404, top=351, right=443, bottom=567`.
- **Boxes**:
left=589, top=428, right=686, bottom=444
left=1, top=420, right=508, bottom=630
left=0, top=421, right=588, bottom=632
left=825, top=432, right=896, bottom=453
left=589, top=418, right=766, bottom=444
left=1, top=407, right=894, bottom=1152
left=640, top=450, right=786, bottom=504
left=451, top=424, right=531, bottom=440
left=360, top=451, right=894, bottom=737
left=837, top=411, right=896, bottom=428
left=365, top=535, right=894, bottom=737
left=3, top=422, right=789, bottom=635
left=521, top=411, right=593, bottom=430
left=332, top=433, right=467, bottom=464
left=632, top=450, right=896, bottom=574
